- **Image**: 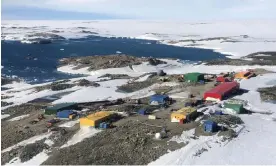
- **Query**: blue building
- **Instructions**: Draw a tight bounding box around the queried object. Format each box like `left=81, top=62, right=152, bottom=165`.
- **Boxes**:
left=150, top=94, right=170, bottom=105
left=99, top=122, right=110, bottom=129
left=138, top=109, right=147, bottom=115
left=204, top=120, right=218, bottom=133
left=57, top=110, right=76, bottom=119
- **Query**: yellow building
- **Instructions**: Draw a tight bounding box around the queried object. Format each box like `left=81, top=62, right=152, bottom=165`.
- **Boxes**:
left=171, top=107, right=196, bottom=122
left=80, top=111, right=113, bottom=127
left=234, top=71, right=254, bottom=79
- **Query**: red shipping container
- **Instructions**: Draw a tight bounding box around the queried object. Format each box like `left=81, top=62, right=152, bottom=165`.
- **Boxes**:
left=204, top=82, right=239, bottom=101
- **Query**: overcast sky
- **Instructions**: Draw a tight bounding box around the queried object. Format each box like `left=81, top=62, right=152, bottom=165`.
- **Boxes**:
left=2, top=0, right=276, bottom=20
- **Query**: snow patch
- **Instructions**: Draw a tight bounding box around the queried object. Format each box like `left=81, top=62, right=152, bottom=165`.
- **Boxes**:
left=44, top=139, right=54, bottom=147
left=8, top=114, right=30, bottom=121
left=61, top=127, right=100, bottom=148
left=2, top=133, right=52, bottom=153
left=1, top=114, right=10, bottom=119
left=58, top=119, right=80, bottom=128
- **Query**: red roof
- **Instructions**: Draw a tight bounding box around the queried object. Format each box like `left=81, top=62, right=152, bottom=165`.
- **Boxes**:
left=206, top=82, right=239, bottom=95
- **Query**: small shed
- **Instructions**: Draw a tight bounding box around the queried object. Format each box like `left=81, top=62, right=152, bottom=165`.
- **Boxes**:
left=184, top=73, right=204, bottom=82
left=80, top=111, right=113, bottom=127
left=138, top=109, right=147, bottom=115
left=45, top=103, right=77, bottom=115
left=204, top=120, right=218, bottom=133
left=150, top=94, right=170, bottom=105
left=56, top=110, right=76, bottom=119
left=171, top=107, right=196, bottom=122
left=99, top=122, right=110, bottom=129
left=224, top=99, right=244, bottom=114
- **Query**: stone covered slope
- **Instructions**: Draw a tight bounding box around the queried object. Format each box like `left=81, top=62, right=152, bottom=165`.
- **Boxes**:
left=58, top=54, right=167, bottom=71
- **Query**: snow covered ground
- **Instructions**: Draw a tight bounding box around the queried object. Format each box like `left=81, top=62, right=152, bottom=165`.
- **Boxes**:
left=61, top=127, right=101, bottom=148
left=2, top=20, right=276, bottom=58
left=1, top=114, right=10, bottom=119
left=8, top=114, right=30, bottom=121
left=6, top=150, right=50, bottom=166
left=1, top=132, right=52, bottom=153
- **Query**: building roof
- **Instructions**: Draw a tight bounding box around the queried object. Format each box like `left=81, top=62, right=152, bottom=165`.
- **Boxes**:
left=224, top=99, right=246, bottom=105
left=172, top=107, right=196, bottom=116
left=185, top=72, right=203, bottom=78
left=205, top=82, right=239, bottom=95
left=46, top=102, right=76, bottom=111
left=204, top=120, right=217, bottom=125
left=57, top=109, right=74, bottom=114
left=84, top=111, right=113, bottom=121
left=185, top=72, right=202, bottom=76
left=150, top=94, right=169, bottom=100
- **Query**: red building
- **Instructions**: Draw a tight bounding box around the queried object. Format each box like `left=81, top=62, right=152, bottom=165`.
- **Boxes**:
left=204, top=82, right=239, bottom=101
left=216, top=76, right=231, bottom=82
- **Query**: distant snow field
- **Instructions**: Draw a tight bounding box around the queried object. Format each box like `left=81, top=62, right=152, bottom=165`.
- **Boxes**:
left=2, top=20, right=276, bottom=58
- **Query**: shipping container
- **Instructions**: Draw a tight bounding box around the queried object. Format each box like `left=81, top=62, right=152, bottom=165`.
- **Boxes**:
left=148, top=115, right=157, bottom=119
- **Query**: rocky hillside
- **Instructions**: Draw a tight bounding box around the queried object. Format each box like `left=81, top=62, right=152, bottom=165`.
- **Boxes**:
left=205, top=51, right=276, bottom=66
left=58, top=54, right=167, bottom=71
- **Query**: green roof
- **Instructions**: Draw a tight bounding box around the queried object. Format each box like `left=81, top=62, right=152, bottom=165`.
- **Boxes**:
left=185, top=72, right=202, bottom=76
left=184, top=72, right=204, bottom=82
left=225, top=99, right=246, bottom=105
left=46, top=102, right=77, bottom=111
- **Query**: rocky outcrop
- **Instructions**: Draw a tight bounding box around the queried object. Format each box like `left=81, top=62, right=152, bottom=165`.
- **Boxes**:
left=59, top=54, right=167, bottom=71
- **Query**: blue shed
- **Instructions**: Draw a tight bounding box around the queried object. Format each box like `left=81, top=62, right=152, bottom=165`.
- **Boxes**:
left=214, top=111, right=224, bottom=115
left=204, top=120, right=218, bottom=133
left=138, top=109, right=147, bottom=115
left=99, top=122, right=110, bottom=129
left=150, top=95, right=169, bottom=105
left=57, top=110, right=75, bottom=119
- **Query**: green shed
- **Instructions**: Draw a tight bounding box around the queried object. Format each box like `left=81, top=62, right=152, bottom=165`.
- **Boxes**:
left=223, top=99, right=245, bottom=114
left=45, top=102, right=77, bottom=115
left=184, top=73, right=204, bottom=82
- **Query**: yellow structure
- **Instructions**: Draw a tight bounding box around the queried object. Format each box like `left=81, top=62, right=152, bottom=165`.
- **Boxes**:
left=171, top=107, right=196, bottom=122
left=234, top=71, right=254, bottom=79
left=80, top=111, right=113, bottom=127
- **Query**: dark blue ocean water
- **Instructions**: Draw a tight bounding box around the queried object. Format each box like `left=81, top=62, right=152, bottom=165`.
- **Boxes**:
left=1, top=36, right=226, bottom=84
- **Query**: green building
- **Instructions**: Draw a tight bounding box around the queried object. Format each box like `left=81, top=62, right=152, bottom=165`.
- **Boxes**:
left=45, top=102, right=77, bottom=115
left=223, top=99, right=245, bottom=114
left=184, top=73, right=204, bottom=82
